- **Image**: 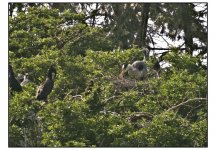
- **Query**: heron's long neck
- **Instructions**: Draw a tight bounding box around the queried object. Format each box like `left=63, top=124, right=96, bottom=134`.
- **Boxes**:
left=127, top=64, right=134, bottom=71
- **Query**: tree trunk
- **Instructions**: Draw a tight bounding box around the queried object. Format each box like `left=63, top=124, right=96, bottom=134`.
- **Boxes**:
left=181, top=4, right=194, bottom=55
left=183, top=23, right=194, bottom=55
left=139, top=3, right=150, bottom=48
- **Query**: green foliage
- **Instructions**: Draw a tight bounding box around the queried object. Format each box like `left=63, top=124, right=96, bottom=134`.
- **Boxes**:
left=9, top=6, right=90, bottom=58
left=9, top=3, right=207, bottom=147
left=9, top=48, right=207, bottom=147
left=63, top=25, right=114, bottom=56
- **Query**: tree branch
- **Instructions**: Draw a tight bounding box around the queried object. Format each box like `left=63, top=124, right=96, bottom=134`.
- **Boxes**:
left=147, top=46, right=206, bottom=51
left=72, top=95, right=83, bottom=99
left=104, top=95, right=116, bottom=104
left=128, top=112, right=154, bottom=122
left=156, top=33, right=170, bottom=46
left=166, top=98, right=207, bottom=112
left=185, top=104, right=204, bottom=118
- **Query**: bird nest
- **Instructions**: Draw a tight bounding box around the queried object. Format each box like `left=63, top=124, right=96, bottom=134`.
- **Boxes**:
left=112, top=77, right=137, bottom=90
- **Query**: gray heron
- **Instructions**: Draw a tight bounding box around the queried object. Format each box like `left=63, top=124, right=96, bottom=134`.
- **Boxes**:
left=119, top=61, right=148, bottom=80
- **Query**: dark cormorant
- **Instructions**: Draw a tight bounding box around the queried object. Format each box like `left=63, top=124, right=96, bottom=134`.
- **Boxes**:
left=36, top=65, right=56, bottom=102
left=9, top=64, right=22, bottom=92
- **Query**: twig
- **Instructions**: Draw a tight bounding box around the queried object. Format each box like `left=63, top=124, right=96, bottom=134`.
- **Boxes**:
left=64, top=91, right=83, bottom=100
left=166, top=98, right=207, bottom=112
left=104, top=95, right=116, bottom=104
left=72, top=95, right=83, bottom=100
left=157, top=33, right=170, bottom=46
left=128, top=112, right=154, bottom=122
left=72, top=95, right=83, bottom=98
left=185, top=104, right=204, bottom=119
left=99, top=137, right=105, bottom=147
left=148, top=32, right=156, bottom=47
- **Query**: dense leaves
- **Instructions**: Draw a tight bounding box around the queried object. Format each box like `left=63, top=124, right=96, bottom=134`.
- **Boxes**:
left=9, top=3, right=207, bottom=147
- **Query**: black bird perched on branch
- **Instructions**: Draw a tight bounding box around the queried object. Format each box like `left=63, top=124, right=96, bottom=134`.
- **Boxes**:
left=119, top=61, right=148, bottom=80
left=36, top=65, right=56, bottom=102
left=9, top=64, right=22, bottom=92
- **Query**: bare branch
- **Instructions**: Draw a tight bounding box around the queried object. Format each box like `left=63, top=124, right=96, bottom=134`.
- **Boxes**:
left=148, top=32, right=156, bottom=47
left=147, top=46, right=206, bottom=51
left=166, top=98, right=207, bottom=112
left=156, top=33, right=170, bottom=46
left=72, top=95, right=83, bottom=99
left=128, top=112, right=154, bottom=122
left=104, top=95, right=116, bottom=104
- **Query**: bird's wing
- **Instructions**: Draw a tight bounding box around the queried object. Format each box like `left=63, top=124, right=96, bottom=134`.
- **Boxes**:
left=132, top=62, right=143, bottom=71
left=36, top=84, right=44, bottom=96
left=36, top=79, right=54, bottom=98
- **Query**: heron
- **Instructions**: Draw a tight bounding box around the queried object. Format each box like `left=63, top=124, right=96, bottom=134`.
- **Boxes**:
left=119, top=61, right=148, bottom=80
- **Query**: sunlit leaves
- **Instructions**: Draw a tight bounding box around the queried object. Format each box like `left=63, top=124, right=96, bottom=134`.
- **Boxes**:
left=9, top=4, right=207, bottom=147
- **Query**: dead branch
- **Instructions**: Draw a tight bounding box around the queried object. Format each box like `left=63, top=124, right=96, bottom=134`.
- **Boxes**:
left=128, top=112, right=154, bottom=122
left=104, top=95, right=116, bottom=104
left=166, top=98, right=207, bottom=112
left=72, top=95, right=83, bottom=99
left=156, top=33, right=170, bottom=46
